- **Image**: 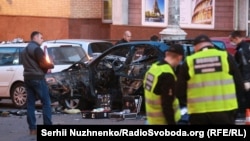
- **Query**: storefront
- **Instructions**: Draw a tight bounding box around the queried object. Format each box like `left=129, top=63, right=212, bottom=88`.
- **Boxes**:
left=106, top=0, right=250, bottom=40
left=0, top=0, right=249, bottom=41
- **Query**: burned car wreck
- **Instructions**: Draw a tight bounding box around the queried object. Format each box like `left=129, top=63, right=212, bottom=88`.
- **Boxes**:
left=46, top=38, right=225, bottom=112
left=86, top=41, right=170, bottom=111
left=45, top=41, right=170, bottom=111
left=45, top=61, right=89, bottom=109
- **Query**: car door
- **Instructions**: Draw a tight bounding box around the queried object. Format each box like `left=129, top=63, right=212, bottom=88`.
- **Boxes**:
left=0, top=47, right=21, bottom=97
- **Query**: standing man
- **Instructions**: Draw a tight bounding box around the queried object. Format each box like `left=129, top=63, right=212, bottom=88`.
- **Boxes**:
left=21, top=31, right=54, bottom=135
left=229, top=30, right=250, bottom=118
left=143, top=44, right=184, bottom=125
left=176, top=34, right=244, bottom=124
left=150, top=35, right=160, bottom=41
left=115, top=30, right=132, bottom=45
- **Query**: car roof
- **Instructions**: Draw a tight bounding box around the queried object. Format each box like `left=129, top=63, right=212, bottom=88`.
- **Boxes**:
left=114, top=40, right=158, bottom=45
left=42, top=42, right=82, bottom=47
left=45, top=39, right=112, bottom=45
left=0, top=42, right=28, bottom=47
left=113, top=41, right=168, bottom=50
left=0, top=42, right=83, bottom=48
left=45, top=39, right=113, bottom=59
left=88, top=41, right=168, bottom=64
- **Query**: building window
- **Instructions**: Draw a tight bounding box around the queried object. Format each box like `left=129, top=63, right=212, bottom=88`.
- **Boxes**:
left=102, top=0, right=112, bottom=23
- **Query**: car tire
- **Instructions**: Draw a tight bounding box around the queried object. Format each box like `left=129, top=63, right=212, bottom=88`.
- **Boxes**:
left=10, top=82, right=27, bottom=109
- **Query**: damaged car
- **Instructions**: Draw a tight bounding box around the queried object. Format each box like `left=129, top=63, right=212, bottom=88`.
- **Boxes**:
left=45, top=41, right=170, bottom=111
left=86, top=41, right=171, bottom=111
left=46, top=39, right=226, bottom=112
left=0, top=39, right=90, bottom=109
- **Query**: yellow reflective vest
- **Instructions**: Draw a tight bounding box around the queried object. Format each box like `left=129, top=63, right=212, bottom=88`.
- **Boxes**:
left=186, top=49, right=238, bottom=114
left=143, top=62, right=181, bottom=125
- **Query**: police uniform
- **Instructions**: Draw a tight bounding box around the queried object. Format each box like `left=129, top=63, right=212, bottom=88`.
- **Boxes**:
left=176, top=35, right=244, bottom=124
left=143, top=44, right=184, bottom=125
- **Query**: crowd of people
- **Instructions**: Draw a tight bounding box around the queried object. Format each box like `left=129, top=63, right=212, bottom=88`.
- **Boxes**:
left=115, top=30, right=250, bottom=125
left=175, top=34, right=243, bottom=124
left=21, top=30, right=250, bottom=136
left=144, top=32, right=250, bottom=125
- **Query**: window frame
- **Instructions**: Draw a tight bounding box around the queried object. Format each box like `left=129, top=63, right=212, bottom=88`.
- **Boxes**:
left=102, top=0, right=112, bottom=23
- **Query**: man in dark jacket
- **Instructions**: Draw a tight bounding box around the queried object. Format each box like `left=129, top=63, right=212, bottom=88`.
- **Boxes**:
left=229, top=31, right=250, bottom=118
left=21, top=31, right=54, bottom=135
left=115, top=30, right=132, bottom=45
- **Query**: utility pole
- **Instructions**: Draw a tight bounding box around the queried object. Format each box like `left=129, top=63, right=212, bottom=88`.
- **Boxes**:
left=160, top=0, right=187, bottom=41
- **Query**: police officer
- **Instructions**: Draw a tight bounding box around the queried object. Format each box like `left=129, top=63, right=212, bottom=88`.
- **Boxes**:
left=229, top=31, right=250, bottom=118
left=176, top=34, right=244, bottom=124
left=143, top=44, right=184, bottom=125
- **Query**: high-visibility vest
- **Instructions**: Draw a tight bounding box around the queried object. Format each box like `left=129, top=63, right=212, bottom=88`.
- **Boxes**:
left=143, top=62, right=181, bottom=124
left=186, top=49, right=238, bottom=114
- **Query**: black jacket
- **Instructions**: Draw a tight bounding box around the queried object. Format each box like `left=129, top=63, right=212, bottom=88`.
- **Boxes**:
left=115, top=39, right=128, bottom=45
left=153, top=60, right=177, bottom=124
left=234, top=41, right=250, bottom=81
left=21, top=41, right=54, bottom=80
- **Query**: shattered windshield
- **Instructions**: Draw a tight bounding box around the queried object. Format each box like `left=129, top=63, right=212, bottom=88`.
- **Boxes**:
left=47, top=46, right=88, bottom=65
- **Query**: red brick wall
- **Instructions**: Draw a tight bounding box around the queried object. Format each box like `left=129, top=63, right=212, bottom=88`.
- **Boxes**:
left=0, top=16, right=110, bottom=41
left=0, top=0, right=102, bottom=18
left=110, top=25, right=163, bottom=41
left=110, top=25, right=235, bottom=41
left=69, top=19, right=111, bottom=39
left=128, top=0, right=141, bottom=25
left=0, top=0, right=242, bottom=41
left=214, top=0, right=234, bottom=30
left=0, top=16, right=69, bottom=41
left=0, top=0, right=106, bottom=41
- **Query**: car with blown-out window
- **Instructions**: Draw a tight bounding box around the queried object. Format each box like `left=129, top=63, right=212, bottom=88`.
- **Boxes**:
left=45, top=39, right=228, bottom=112
left=45, top=39, right=113, bottom=60
left=0, top=39, right=90, bottom=108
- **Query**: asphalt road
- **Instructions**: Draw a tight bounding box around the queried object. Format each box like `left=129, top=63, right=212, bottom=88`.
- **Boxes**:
left=0, top=99, right=146, bottom=141
left=0, top=99, right=247, bottom=141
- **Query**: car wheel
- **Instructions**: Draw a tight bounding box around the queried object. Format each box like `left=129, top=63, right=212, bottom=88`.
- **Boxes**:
left=10, top=82, right=27, bottom=109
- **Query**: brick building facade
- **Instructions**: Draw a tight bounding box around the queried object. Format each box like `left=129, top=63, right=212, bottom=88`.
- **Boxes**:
left=0, top=0, right=248, bottom=41
left=111, top=0, right=247, bottom=41
left=0, top=0, right=109, bottom=41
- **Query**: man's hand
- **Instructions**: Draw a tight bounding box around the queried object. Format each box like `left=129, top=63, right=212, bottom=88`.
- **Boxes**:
left=244, top=82, right=250, bottom=91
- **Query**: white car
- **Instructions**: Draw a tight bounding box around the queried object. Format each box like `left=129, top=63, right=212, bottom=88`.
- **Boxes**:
left=45, top=39, right=113, bottom=59
left=0, top=40, right=89, bottom=108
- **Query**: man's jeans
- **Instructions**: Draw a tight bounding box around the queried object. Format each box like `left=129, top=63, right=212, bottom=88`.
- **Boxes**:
left=24, top=79, right=52, bottom=130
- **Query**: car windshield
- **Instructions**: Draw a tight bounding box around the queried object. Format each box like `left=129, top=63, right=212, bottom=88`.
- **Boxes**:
left=47, top=46, right=88, bottom=65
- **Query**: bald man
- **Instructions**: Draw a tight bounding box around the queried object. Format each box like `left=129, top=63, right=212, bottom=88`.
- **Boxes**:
left=115, top=30, right=132, bottom=45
